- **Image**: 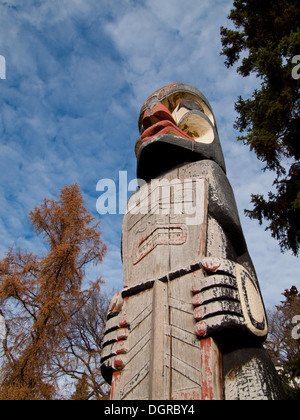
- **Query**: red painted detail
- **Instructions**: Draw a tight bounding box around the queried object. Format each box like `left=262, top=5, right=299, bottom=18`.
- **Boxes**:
left=172, top=390, right=201, bottom=400
left=114, top=356, right=125, bottom=370
left=150, top=83, right=178, bottom=97
left=134, top=225, right=188, bottom=265
left=116, top=341, right=127, bottom=355
left=192, top=293, right=203, bottom=307
left=192, top=285, right=200, bottom=294
left=119, top=297, right=129, bottom=328
left=152, top=104, right=175, bottom=122
left=142, top=109, right=151, bottom=129
left=117, top=328, right=128, bottom=341
left=161, top=82, right=178, bottom=89
left=109, top=292, right=121, bottom=313
left=141, top=120, right=194, bottom=142
left=110, top=371, right=121, bottom=400
left=195, top=321, right=207, bottom=337
left=200, top=338, right=214, bottom=400
left=202, top=258, right=221, bottom=273
left=119, top=320, right=128, bottom=328
left=197, top=225, right=205, bottom=256
left=194, top=306, right=204, bottom=321
left=192, top=273, right=201, bottom=294
left=142, top=104, right=176, bottom=130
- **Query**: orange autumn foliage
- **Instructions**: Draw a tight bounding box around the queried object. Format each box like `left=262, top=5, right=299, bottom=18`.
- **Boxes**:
left=0, top=184, right=107, bottom=400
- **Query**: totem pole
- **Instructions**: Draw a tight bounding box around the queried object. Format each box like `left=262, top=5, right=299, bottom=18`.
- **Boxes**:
left=101, top=83, right=285, bottom=400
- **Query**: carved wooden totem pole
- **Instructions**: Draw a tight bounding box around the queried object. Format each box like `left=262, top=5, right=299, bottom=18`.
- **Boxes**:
left=101, top=83, right=285, bottom=400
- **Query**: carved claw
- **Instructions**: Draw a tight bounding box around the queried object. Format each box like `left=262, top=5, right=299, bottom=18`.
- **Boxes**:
left=192, top=257, right=268, bottom=343
left=101, top=292, right=129, bottom=384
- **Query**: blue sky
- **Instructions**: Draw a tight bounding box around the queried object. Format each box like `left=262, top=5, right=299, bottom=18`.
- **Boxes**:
left=0, top=0, right=298, bottom=309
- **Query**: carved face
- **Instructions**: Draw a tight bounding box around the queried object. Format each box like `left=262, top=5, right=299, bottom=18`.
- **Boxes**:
left=137, top=88, right=215, bottom=153
left=135, top=83, right=226, bottom=180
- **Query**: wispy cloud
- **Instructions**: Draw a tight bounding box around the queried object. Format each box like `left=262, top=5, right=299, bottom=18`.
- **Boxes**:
left=0, top=0, right=298, bottom=309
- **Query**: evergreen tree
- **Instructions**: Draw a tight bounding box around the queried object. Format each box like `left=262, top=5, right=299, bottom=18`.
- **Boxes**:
left=220, top=0, right=300, bottom=255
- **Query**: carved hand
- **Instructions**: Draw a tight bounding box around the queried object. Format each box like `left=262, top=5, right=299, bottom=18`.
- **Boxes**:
left=100, top=292, right=129, bottom=385
left=192, top=257, right=268, bottom=344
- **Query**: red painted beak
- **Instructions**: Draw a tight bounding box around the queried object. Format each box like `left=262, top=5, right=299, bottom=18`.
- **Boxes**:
left=141, top=103, right=194, bottom=143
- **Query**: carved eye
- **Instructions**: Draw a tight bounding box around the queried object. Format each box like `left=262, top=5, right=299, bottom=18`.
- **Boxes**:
left=172, top=97, right=214, bottom=144
left=177, top=98, right=204, bottom=113
left=172, top=98, right=205, bottom=125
